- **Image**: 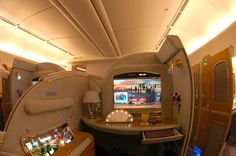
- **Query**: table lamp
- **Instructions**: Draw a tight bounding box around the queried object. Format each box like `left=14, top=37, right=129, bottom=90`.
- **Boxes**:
left=83, top=90, right=101, bottom=119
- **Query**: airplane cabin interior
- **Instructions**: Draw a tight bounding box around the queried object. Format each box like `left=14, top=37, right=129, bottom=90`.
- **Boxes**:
left=0, top=0, right=236, bottom=156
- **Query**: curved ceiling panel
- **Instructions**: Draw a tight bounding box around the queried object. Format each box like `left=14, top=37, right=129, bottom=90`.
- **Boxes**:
left=51, top=37, right=102, bottom=60
left=115, top=26, right=166, bottom=53
left=0, top=20, right=15, bottom=43
left=1, top=0, right=236, bottom=66
left=0, top=18, right=72, bottom=66
left=58, top=0, right=118, bottom=57
left=100, top=0, right=184, bottom=54
left=21, top=5, right=101, bottom=59
left=101, top=0, right=183, bottom=31
left=170, top=0, right=236, bottom=54
left=0, top=0, right=52, bottom=23
left=3, top=27, right=70, bottom=64
left=21, top=7, right=79, bottom=39
left=0, top=0, right=103, bottom=65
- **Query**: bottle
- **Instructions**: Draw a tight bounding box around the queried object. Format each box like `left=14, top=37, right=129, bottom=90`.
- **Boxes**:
left=37, top=137, right=43, bottom=148
left=31, top=139, right=37, bottom=150
left=46, top=144, right=54, bottom=154
left=41, top=148, right=49, bottom=156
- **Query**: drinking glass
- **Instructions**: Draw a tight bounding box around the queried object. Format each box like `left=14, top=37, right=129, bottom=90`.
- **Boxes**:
left=88, top=103, right=97, bottom=119
left=141, top=112, right=149, bottom=125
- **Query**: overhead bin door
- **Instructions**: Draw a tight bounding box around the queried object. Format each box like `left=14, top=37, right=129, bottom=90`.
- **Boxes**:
left=194, top=48, right=233, bottom=156
left=196, top=55, right=211, bottom=152
left=204, top=48, right=233, bottom=156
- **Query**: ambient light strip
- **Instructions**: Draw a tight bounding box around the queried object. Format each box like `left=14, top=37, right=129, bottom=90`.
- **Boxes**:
left=0, top=16, right=73, bottom=67
left=170, top=1, right=236, bottom=55
left=231, top=56, right=236, bottom=73
left=185, top=16, right=235, bottom=54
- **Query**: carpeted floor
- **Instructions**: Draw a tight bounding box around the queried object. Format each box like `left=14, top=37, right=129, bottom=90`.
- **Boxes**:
left=222, top=136, right=236, bottom=156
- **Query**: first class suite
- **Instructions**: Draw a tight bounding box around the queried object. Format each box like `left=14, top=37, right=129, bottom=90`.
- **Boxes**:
left=0, top=0, right=236, bottom=156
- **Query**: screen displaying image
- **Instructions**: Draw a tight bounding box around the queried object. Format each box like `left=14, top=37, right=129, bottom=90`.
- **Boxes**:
left=113, top=73, right=161, bottom=109
left=114, top=92, right=128, bottom=104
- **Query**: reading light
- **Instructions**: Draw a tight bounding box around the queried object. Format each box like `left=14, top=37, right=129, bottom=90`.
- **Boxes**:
left=76, top=67, right=87, bottom=72
left=168, top=58, right=183, bottom=74
left=83, top=90, right=101, bottom=119
left=15, top=72, right=22, bottom=80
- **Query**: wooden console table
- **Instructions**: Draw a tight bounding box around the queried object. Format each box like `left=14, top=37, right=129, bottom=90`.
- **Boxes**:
left=82, top=117, right=181, bottom=135
left=82, top=117, right=183, bottom=144
left=25, top=131, right=94, bottom=156
left=53, top=131, right=94, bottom=156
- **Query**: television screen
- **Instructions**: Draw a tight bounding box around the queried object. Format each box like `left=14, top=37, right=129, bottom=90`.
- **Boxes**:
left=113, top=72, right=161, bottom=109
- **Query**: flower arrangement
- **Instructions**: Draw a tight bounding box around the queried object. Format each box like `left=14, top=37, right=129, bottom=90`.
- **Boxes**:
left=172, top=92, right=181, bottom=113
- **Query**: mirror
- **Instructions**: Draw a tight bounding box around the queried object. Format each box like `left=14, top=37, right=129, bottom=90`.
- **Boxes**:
left=105, top=110, right=133, bottom=123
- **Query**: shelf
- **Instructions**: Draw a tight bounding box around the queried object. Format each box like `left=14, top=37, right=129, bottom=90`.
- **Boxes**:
left=21, top=124, right=94, bottom=156
left=82, top=117, right=181, bottom=135
left=141, top=128, right=183, bottom=144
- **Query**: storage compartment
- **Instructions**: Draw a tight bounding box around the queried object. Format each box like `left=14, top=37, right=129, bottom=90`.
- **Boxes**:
left=141, top=129, right=183, bottom=144
left=21, top=123, right=76, bottom=155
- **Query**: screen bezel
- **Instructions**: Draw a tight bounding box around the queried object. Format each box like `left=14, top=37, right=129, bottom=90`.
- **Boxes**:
left=113, top=72, right=161, bottom=112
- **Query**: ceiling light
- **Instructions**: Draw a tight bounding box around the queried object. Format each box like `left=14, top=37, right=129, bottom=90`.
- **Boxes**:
left=15, top=72, right=22, bottom=80
left=76, top=67, right=87, bottom=72
left=231, top=56, right=236, bottom=71
left=170, top=1, right=236, bottom=54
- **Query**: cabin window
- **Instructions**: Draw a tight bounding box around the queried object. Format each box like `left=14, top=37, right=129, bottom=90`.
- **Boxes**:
left=214, top=61, right=228, bottom=102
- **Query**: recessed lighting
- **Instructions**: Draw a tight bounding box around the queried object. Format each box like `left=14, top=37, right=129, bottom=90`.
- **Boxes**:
left=16, top=72, right=22, bottom=80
